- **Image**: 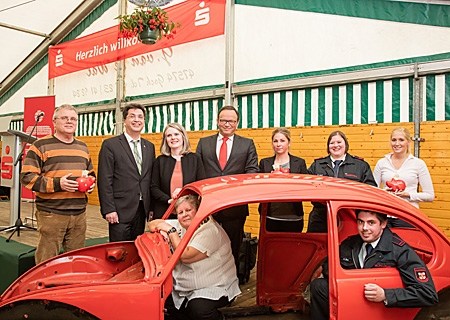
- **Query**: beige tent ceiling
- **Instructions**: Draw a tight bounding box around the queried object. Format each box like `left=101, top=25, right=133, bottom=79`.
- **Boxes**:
left=0, top=0, right=105, bottom=99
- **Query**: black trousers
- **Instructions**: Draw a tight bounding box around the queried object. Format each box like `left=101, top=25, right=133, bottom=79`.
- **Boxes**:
left=307, top=206, right=328, bottom=233
left=214, top=215, right=246, bottom=271
left=164, top=295, right=228, bottom=320
left=310, top=278, right=329, bottom=320
left=108, top=200, right=146, bottom=242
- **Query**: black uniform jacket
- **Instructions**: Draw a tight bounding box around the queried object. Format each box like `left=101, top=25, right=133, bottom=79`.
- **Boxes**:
left=308, top=153, right=376, bottom=187
left=151, top=152, right=205, bottom=219
left=340, top=228, right=438, bottom=308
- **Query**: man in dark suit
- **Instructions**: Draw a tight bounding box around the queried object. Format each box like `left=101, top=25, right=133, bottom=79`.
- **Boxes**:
left=196, top=105, right=258, bottom=269
left=98, top=104, right=155, bottom=242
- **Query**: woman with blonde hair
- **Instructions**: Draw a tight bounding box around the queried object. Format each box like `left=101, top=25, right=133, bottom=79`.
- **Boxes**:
left=151, top=123, right=205, bottom=219
left=374, top=127, right=434, bottom=227
left=259, top=127, right=308, bottom=232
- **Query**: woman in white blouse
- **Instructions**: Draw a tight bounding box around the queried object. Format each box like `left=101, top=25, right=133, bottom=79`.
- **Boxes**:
left=373, top=127, right=434, bottom=227
left=148, top=194, right=240, bottom=320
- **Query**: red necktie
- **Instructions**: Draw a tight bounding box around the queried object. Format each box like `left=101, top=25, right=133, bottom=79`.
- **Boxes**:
left=219, top=137, right=228, bottom=170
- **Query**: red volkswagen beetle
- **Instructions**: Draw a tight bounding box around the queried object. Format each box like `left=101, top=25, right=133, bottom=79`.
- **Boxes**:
left=1, top=174, right=449, bottom=319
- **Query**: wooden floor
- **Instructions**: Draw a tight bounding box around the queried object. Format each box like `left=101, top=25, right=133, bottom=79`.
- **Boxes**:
left=0, top=199, right=308, bottom=319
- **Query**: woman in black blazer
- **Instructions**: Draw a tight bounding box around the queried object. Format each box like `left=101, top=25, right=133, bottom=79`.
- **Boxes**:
left=259, top=127, right=308, bottom=232
left=151, top=123, right=205, bottom=219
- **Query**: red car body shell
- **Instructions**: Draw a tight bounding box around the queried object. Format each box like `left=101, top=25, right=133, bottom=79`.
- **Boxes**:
left=1, top=174, right=449, bottom=319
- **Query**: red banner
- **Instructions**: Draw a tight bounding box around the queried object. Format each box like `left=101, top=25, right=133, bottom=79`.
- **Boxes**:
left=48, top=0, right=225, bottom=79
left=22, top=96, right=55, bottom=200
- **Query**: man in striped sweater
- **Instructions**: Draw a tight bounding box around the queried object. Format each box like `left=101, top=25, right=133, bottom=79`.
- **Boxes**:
left=20, top=104, right=95, bottom=264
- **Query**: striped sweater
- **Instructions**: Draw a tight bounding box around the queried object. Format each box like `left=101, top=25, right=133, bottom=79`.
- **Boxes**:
left=20, top=135, right=94, bottom=215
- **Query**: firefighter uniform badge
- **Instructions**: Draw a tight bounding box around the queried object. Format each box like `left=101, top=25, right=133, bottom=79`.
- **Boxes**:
left=414, top=267, right=429, bottom=282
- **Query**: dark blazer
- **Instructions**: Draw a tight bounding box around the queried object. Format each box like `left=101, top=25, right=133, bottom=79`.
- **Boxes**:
left=308, top=153, right=376, bottom=187
left=196, top=133, right=258, bottom=219
left=259, top=154, right=308, bottom=217
left=151, top=152, right=206, bottom=219
left=98, top=134, right=155, bottom=223
left=259, top=154, right=307, bottom=175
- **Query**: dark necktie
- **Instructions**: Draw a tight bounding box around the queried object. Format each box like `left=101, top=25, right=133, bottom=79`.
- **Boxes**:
left=333, top=160, right=342, bottom=176
left=219, top=137, right=228, bottom=170
left=366, top=243, right=373, bottom=257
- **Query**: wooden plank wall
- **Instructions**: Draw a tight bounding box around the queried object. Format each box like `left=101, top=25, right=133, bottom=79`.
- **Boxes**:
left=79, top=121, right=449, bottom=238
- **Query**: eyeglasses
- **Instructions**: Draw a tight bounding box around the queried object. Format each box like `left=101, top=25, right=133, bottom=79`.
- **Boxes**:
left=219, top=119, right=237, bottom=125
left=56, top=116, right=78, bottom=122
left=127, top=114, right=145, bottom=120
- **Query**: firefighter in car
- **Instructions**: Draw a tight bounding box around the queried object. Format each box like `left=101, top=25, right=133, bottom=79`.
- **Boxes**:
left=310, top=209, right=438, bottom=320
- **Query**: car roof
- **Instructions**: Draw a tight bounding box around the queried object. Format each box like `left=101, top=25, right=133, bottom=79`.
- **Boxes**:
left=183, top=173, right=434, bottom=221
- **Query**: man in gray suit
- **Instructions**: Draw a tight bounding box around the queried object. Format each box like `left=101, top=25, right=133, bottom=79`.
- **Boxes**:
left=98, top=104, right=155, bottom=242
left=196, top=105, right=258, bottom=269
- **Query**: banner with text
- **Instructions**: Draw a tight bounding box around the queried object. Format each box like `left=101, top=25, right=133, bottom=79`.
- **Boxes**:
left=21, top=96, right=55, bottom=200
left=48, top=0, right=225, bottom=79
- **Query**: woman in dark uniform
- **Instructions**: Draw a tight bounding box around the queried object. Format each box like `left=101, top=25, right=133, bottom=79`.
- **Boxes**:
left=307, top=130, right=376, bottom=232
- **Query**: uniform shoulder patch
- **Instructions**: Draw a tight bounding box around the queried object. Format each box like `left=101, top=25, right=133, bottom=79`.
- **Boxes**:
left=414, top=267, right=429, bottom=282
left=392, top=234, right=406, bottom=247
left=350, top=154, right=364, bottom=160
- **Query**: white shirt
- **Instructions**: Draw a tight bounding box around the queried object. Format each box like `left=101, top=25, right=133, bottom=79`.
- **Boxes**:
left=358, top=237, right=381, bottom=267
left=124, top=131, right=142, bottom=162
left=166, top=218, right=241, bottom=309
left=373, top=153, right=434, bottom=207
left=216, top=134, right=233, bottom=161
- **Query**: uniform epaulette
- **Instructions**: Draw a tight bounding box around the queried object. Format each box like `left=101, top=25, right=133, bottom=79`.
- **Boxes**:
left=349, top=154, right=364, bottom=161
left=392, top=234, right=406, bottom=247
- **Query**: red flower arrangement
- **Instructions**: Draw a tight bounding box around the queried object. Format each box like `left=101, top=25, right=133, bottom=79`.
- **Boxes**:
left=116, top=6, right=180, bottom=42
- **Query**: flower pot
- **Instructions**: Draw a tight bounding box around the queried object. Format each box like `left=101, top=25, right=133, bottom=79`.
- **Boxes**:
left=139, top=27, right=159, bottom=45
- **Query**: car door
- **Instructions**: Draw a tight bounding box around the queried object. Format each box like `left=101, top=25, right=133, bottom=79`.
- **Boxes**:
left=329, top=203, right=424, bottom=320
left=256, top=202, right=328, bottom=312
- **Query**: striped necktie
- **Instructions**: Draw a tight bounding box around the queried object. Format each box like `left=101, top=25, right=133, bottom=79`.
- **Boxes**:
left=132, top=140, right=142, bottom=174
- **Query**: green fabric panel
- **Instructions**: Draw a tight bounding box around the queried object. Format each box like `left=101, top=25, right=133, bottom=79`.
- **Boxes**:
left=174, top=103, right=179, bottom=124
left=360, top=82, right=369, bottom=124
left=258, top=94, right=263, bottom=128
left=426, top=75, right=436, bottom=121
left=318, top=87, right=325, bottom=126
left=291, top=90, right=299, bottom=127
left=182, top=102, right=187, bottom=130
left=246, top=94, right=253, bottom=128
left=268, top=92, right=275, bottom=128
left=279, top=91, right=286, bottom=127
left=159, top=105, right=165, bottom=132
left=304, top=89, right=312, bottom=126
left=151, top=106, right=157, bottom=133
left=332, top=85, right=339, bottom=125
left=346, top=84, right=353, bottom=125
left=446, top=74, right=450, bottom=120
left=235, top=0, right=450, bottom=27
left=392, top=79, right=401, bottom=123
left=376, top=80, right=384, bottom=123
left=208, top=99, right=213, bottom=130
left=237, top=100, right=243, bottom=129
